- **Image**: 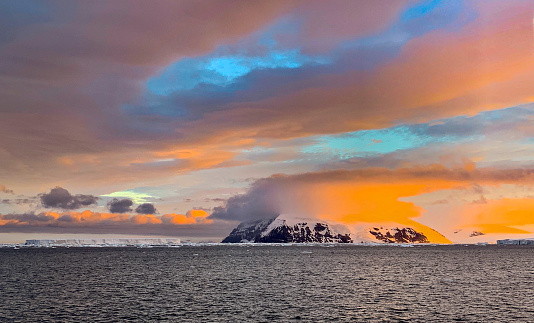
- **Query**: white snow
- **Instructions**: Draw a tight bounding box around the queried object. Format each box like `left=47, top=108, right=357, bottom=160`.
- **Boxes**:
left=260, top=218, right=286, bottom=237
left=24, top=238, right=181, bottom=247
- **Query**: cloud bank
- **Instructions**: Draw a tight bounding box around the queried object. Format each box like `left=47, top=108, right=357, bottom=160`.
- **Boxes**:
left=0, top=209, right=214, bottom=236
left=2, top=1, right=534, bottom=192
left=211, top=165, right=534, bottom=240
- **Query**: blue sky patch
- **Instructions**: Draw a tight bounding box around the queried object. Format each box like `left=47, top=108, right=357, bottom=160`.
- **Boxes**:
left=147, top=49, right=328, bottom=96
left=301, top=125, right=466, bottom=159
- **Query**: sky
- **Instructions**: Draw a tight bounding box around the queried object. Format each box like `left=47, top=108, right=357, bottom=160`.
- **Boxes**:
left=2, top=0, right=534, bottom=243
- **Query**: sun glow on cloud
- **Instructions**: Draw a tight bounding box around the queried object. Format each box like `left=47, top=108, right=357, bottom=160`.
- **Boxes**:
left=279, top=181, right=455, bottom=244
left=101, top=191, right=155, bottom=204
left=0, top=209, right=212, bottom=227
left=459, top=198, right=534, bottom=234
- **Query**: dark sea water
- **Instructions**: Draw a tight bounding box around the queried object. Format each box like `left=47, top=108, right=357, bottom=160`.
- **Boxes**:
left=1, top=245, right=534, bottom=322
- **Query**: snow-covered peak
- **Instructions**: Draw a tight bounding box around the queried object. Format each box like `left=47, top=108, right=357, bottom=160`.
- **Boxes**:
left=222, top=215, right=447, bottom=244
left=222, top=215, right=352, bottom=243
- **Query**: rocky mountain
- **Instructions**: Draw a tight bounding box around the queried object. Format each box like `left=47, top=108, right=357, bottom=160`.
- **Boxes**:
left=222, top=216, right=439, bottom=244
left=222, top=217, right=353, bottom=243
left=368, top=227, right=429, bottom=243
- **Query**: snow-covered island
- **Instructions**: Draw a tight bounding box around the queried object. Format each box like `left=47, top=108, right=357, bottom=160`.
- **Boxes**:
left=24, top=238, right=181, bottom=247
left=221, top=216, right=434, bottom=244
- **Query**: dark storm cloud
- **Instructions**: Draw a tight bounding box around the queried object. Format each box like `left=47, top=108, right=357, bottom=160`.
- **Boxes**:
left=40, top=187, right=98, bottom=210
left=107, top=198, right=133, bottom=213
left=135, top=203, right=157, bottom=214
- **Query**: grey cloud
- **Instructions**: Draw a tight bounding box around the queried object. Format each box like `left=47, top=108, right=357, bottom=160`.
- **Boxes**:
left=1, top=198, right=37, bottom=205
left=2, top=213, right=55, bottom=223
left=204, top=198, right=226, bottom=203
left=135, top=203, right=157, bottom=214
left=58, top=214, right=76, bottom=222
left=18, top=198, right=36, bottom=205
left=107, top=198, right=133, bottom=213
left=40, top=187, right=98, bottom=210
left=210, top=179, right=280, bottom=222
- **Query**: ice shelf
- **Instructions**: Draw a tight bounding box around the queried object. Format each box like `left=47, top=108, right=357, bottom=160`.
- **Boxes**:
left=496, top=239, right=534, bottom=245
left=24, top=238, right=181, bottom=246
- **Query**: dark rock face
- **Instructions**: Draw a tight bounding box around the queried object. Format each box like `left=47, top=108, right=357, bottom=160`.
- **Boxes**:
left=222, top=217, right=353, bottom=243
left=369, top=227, right=429, bottom=243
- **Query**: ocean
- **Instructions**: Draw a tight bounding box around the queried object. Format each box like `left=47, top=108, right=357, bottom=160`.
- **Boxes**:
left=1, top=245, right=533, bottom=322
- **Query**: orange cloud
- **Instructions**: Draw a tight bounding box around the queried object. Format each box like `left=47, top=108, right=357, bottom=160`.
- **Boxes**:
left=278, top=181, right=454, bottom=243
left=212, top=164, right=534, bottom=242
left=0, top=209, right=212, bottom=227
left=44, top=210, right=130, bottom=223
left=365, top=0, right=534, bottom=121
left=131, top=214, right=162, bottom=225
left=186, top=209, right=209, bottom=218
left=161, top=214, right=197, bottom=225
left=458, top=198, right=534, bottom=234
left=471, top=224, right=530, bottom=235
left=162, top=210, right=213, bottom=225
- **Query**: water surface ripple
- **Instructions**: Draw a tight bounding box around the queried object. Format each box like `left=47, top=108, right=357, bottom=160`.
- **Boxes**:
left=1, top=245, right=533, bottom=322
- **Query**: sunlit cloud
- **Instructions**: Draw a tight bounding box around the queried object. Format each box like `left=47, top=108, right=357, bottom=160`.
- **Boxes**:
left=0, top=209, right=214, bottom=235
left=211, top=164, right=534, bottom=242
left=102, top=191, right=155, bottom=204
